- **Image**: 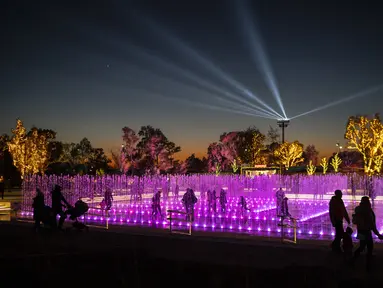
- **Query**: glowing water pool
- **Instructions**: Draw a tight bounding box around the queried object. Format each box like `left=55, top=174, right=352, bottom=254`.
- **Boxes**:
left=20, top=197, right=383, bottom=240
left=20, top=174, right=383, bottom=241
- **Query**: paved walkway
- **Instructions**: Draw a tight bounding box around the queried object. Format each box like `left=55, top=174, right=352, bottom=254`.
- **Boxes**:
left=1, top=220, right=383, bottom=286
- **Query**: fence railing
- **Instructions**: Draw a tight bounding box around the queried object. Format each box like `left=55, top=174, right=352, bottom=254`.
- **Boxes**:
left=167, top=209, right=192, bottom=235
left=278, top=217, right=299, bottom=244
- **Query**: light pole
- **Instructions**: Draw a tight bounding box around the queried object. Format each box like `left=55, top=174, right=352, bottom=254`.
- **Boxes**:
left=336, top=143, right=342, bottom=153
left=277, top=119, right=290, bottom=144
left=277, top=119, right=290, bottom=176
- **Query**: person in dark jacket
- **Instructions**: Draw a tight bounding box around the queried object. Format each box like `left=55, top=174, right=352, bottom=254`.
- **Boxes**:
left=32, top=189, right=45, bottom=230
left=353, top=196, right=383, bottom=270
left=0, top=176, right=4, bottom=199
left=329, top=190, right=350, bottom=252
left=51, top=185, right=71, bottom=230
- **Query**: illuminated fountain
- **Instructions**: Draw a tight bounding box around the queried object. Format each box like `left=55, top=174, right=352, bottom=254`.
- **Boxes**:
left=20, top=174, right=383, bottom=239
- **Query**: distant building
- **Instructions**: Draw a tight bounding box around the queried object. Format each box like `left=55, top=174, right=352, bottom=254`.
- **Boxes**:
left=241, top=164, right=279, bottom=176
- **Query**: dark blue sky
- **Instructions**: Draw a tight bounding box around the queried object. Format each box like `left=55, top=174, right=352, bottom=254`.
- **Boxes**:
left=2, top=0, right=383, bottom=159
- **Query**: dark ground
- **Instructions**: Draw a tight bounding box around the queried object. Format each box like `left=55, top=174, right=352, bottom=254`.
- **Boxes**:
left=1, top=220, right=383, bottom=288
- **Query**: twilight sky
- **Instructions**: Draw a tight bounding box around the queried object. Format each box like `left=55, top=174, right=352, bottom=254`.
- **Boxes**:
left=1, top=0, right=383, bottom=159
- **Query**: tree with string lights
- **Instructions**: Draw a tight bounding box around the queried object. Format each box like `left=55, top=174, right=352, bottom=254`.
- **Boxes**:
left=306, top=160, right=316, bottom=175
left=8, top=119, right=56, bottom=178
left=320, top=157, right=329, bottom=174
left=7, top=119, right=28, bottom=177
left=345, top=114, right=383, bottom=175
left=330, top=153, right=342, bottom=173
left=274, top=141, right=304, bottom=169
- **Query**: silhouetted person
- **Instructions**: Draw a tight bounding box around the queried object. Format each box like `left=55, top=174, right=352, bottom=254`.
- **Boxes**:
left=182, top=188, right=197, bottom=221
left=151, top=190, right=162, bottom=219
left=173, top=184, right=179, bottom=199
left=281, top=197, right=291, bottom=218
left=51, top=185, right=70, bottom=230
left=238, top=196, right=250, bottom=213
left=104, top=187, right=113, bottom=210
left=275, top=188, right=285, bottom=217
left=32, top=189, right=45, bottom=230
left=211, top=190, right=217, bottom=212
left=353, top=196, right=383, bottom=270
left=0, top=176, right=4, bottom=199
left=329, top=190, right=350, bottom=252
left=219, top=188, right=227, bottom=213
left=342, top=226, right=354, bottom=263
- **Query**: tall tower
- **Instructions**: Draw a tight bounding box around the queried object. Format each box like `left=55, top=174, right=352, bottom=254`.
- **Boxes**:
left=277, top=119, right=290, bottom=144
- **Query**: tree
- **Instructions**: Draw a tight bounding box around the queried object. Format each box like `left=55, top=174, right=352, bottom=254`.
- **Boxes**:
left=207, top=142, right=224, bottom=172
left=215, top=163, right=221, bottom=176
left=231, top=159, right=239, bottom=173
left=172, top=160, right=187, bottom=174
left=0, top=134, right=9, bottom=160
left=220, top=132, right=241, bottom=168
left=303, top=145, right=319, bottom=165
left=374, top=157, right=383, bottom=174
left=58, top=143, right=78, bottom=168
left=29, top=128, right=56, bottom=173
left=306, top=160, right=316, bottom=175
left=122, top=126, right=140, bottom=166
left=57, top=138, right=105, bottom=174
left=331, top=153, right=342, bottom=173
left=8, top=120, right=55, bottom=177
left=185, top=154, right=206, bottom=173
left=267, top=126, right=280, bottom=144
left=320, top=157, right=329, bottom=174
left=274, top=141, right=304, bottom=168
left=135, top=125, right=181, bottom=174
left=345, top=114, right=383, bottom=175
left=337, top=150, right=363, bottom=169
left=237, top=126, right=265, bottom=164
left=250, top=132, right=266, bottom=166
left=7, top=119, right=28, bottom=177
left=48, top=141, right=64, bottom=164
left=109, top=149, right=129, bottom=173
left=75, top=138, right=95, bottom=164
left=90, top=148, right=110, bottom=171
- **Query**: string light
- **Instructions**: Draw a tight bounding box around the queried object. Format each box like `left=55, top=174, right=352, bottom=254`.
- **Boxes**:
left=345, top=114, right=383, bottom=175
left=330, top=153, right=342, bottom=173
left=274, top=141, right=304, bottom=168
left=306, top=160, right=316, bottom=175
left=7, top=119, right=53, bottom=178
left=320, top=157, right=329, bottom=174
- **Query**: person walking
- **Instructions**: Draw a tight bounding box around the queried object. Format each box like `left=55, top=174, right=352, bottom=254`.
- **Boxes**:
left=51, top=185, right=71, bottom=230
left=353, top=196, right=383, bottom=270
left=329, top=190, right=350, bottom=252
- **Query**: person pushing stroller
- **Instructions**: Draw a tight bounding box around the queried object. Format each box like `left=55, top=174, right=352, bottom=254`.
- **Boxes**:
left=65, top=198, right=89, bottom=230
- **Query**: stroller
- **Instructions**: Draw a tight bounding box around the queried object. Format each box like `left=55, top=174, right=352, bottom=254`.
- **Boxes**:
left=65, top=199, right=89, bottom=231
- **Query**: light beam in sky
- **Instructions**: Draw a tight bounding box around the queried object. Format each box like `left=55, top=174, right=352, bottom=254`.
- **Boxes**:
left=69, top=22, right=280, bottom=119
left=148, top=91, right=277, bottom=120
left=236, top=0, right=287, bottom=119
left=126, top=48, right=279, bottom=119
left=137, top=13, right=284, bottom=119
left=127, top=66, right=277, bottom=119
left=289, top=85, right=383, bottom=120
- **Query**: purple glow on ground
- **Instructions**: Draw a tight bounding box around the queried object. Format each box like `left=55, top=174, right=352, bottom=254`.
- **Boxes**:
left=20, top=197, right=383, bottom=241
left=20, top=175, right=383, bottom=241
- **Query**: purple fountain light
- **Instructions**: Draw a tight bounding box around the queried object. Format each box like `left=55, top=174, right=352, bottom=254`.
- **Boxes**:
left=20, top=174, right=383, bottom=240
